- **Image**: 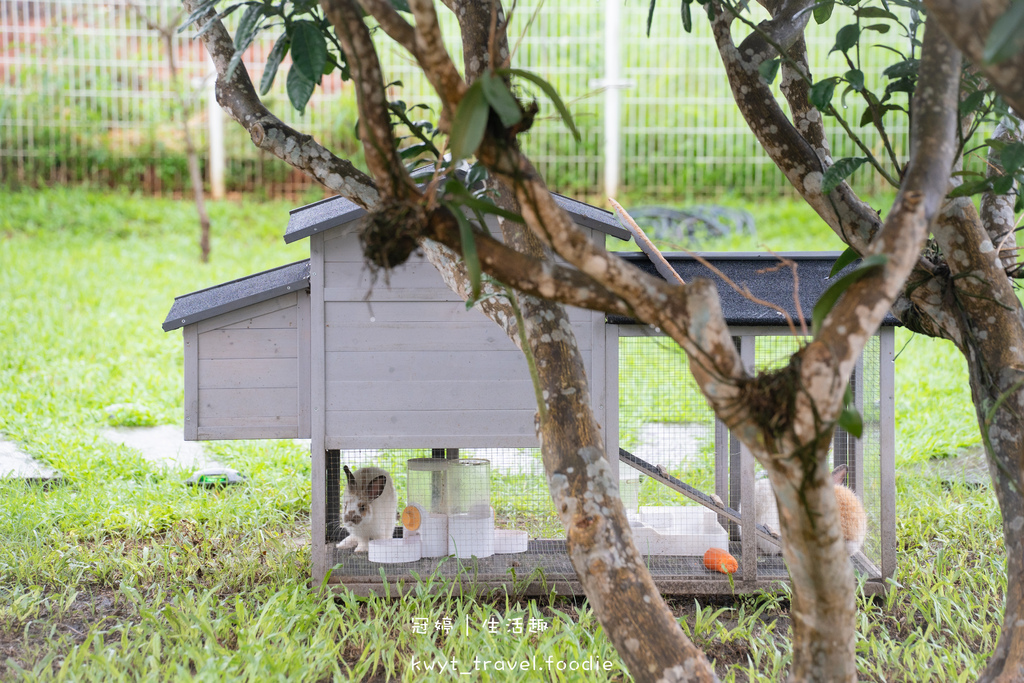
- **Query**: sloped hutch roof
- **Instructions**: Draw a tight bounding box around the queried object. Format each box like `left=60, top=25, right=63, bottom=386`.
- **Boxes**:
left=162, top=260, right=310, bottom=331
left=162, top=249, right=900, bottom=335
left=608, top=251, right=901, bottom=327
left=283, top=192, right=632, bottom=244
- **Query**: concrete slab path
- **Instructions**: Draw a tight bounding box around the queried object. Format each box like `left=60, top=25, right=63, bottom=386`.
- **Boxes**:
left=0, top=440, right=59, bottom=480
left=102, top=425, right=219, bottom=470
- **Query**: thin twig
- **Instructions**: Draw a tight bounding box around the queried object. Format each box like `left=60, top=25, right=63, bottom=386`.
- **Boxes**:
left=760, top=247, right=809, bottom=336
left=610, top=199, right=799, bottom=336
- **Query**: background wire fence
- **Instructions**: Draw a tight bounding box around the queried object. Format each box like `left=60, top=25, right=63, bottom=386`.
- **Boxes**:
left=1, top=0, right=910, bottom=199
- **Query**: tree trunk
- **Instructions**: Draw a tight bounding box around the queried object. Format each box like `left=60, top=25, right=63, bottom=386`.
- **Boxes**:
left=970, top=372, right=1024, bottom=683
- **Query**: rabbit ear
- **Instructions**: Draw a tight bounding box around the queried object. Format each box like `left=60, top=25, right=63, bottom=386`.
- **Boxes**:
left=366, top=475, right=388, bottom=501
left=832, top=464, right=848, bottom=485
left=344, top=465, right=357, bottom=489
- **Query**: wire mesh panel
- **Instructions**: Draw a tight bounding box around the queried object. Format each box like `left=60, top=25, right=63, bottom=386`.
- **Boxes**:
left=2, top=0, right=914, bottom=198
left=325, top=447, right=576, bottom=585
left=617, top=329, right=887, bottom=589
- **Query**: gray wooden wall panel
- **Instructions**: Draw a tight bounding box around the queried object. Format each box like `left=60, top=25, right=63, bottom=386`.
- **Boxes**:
left=310, top=233, right=329, bottom=585
left=297, top=290, right=312, bottom=439
left=329, top=300, right=592, bottom=324
left=325, top=409, right=538, bottom=449
left=199, top=358, right=298, bottom=388
left=322, top=260, right=443, bottom=291
left=199, top=388, right=298, bottom=418
left=193, top=293, right=305, bottom=440
left=325, top=319, right=594, bottom=353
left=326, top=379, right=537, bottom=412
left=198, top=329, right=297, bottom=359
left=321, top=222, right=599, bottom=450
left=199, top=423, right=300, bottom=440
left=196, top=293, right=298, bottom=334
left=326, top=350, right=535, bottom=382
left=183, top=325, right=199, bottom=440
left=221, top=306, right=297, bottom=330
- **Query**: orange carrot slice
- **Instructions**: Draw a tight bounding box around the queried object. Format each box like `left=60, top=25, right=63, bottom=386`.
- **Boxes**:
left=703, top=547, right=738, bottom=574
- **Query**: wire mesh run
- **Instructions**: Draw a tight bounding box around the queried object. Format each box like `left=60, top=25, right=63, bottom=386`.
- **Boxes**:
left=322, top=330, right=888, bottom=589
left=326, top=447, right=573, bottom=581
left=618, top=331, right=885, bottom=583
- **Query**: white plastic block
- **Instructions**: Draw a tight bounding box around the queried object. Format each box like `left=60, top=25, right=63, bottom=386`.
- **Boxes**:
left=630, top=506, right=729, bottom=556
left=494, top=529, right=528, bottom=554
left=368, top=536, right=422, bottom=564
left=448, top=510, right=495, bottom=558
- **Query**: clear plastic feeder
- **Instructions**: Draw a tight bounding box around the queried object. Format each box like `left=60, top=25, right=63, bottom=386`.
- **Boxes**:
left=406, top=458, right=493, bottom=559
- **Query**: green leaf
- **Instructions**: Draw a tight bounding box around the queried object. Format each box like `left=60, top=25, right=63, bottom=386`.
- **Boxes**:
left=959, top=90, right=987, bottom=116
left=812, top=254, right=887, bottom=336
left=290, top=20, right=328, bottom=85
left=681, top=0, right=693, bottom=33
left=839, top=384, right=863, bottom=438
left=813, top=0, right=834, bottom=24
left=863, top=23, right=891, bottom=33
left=831, top=24, right=861, bottom=54
left=1001, top=142, right=1024, bottom=175
left=646, top=0, right=657, bottom=37
left=451, top=205, right=482, bottom=300
left=822, top=157, right=868, bottom=195
left=466, top=162, right=488, bottom=188
left=480, top=72, right=523, bottom=128
left=883, top=58, right=918, bottom=79
left=500, top=68, right=581, bottom=142
left=984, top=0, right=1024, bottom=64
left=389, top=0, right=411, bottom=11
left=949, top=178, right=993, bottom=198
left=286, top=65, right=316, bottom=114
left=449, top=81, right=489, bottom=163
left=445, top=180, right=524, bottom=223
left=844, top=68, right=864, bottom=92
left=178, top=0, right=219, bottom=32
left=992, top=174, right=1015, bottom=194
left=759, top=58, right=781, bottom=85
left=260, top=33, right=290, bottom=96
left=854, top=7, right=897, bottom=20
left=838, top=406, right=864, bottom=438
left=809, top=78, right=839, bottom=111
left=234, top=4, right=263, bottom=51
left=829, top=247, right=861, bottom=278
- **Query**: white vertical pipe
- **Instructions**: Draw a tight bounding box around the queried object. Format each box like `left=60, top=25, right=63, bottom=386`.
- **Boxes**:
left=207, top=54, right=225, bottom=200
left=603, top=0, right=622, bottom=200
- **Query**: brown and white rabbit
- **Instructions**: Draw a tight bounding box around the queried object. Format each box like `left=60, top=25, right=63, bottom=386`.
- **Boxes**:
left=749, top=464, right=867, bottom=555
left=337, top=465, right=397, bottom=552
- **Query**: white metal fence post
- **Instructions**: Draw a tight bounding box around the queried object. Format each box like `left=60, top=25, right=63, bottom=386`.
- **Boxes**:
left=603, top=0, right=622, bottom=200
left=207, top=54, right=225, bottom=200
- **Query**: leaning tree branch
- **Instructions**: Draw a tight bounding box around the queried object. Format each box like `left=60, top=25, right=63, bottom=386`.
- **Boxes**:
left=180, top=0, right=379, bottom=208
left=358, top=0, right=418, bottom=54
left=706, top=1, right=888, bottom=253
left=924, top=0, right=1024, bottom=118
left=408, top=0, right=467, bottom=125
left=323, top=0, right=418, bottom=199
left=981, top=116, right=1023, bottom=271
left=816, top=17, right=962, bottom=403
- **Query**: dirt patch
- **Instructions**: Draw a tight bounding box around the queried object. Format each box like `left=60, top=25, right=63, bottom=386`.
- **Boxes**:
left=0, top=587, right=132, bottom=678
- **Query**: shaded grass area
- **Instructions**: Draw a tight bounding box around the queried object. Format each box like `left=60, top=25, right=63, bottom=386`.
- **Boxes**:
left=0, top=188, right=1003, bottom=680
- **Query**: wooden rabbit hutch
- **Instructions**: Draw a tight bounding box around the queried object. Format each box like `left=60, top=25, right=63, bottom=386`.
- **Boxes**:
left=164, top=194, right=896, bottom=597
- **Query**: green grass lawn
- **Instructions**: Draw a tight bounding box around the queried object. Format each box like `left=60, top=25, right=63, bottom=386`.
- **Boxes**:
left=0, top=188, right=1003, bottom=681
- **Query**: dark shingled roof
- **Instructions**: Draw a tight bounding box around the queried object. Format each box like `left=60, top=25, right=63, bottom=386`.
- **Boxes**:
left=283, top=191, right=630, bottom=244
left=607, top=251, right=901, bottom=327
left=162, top=260, right=310, bottom=331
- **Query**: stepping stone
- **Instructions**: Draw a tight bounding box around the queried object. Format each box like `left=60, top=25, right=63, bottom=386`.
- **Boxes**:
left=101, top=425, right=219, bottom=470
left=0, top=439, right=60, bottom=482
